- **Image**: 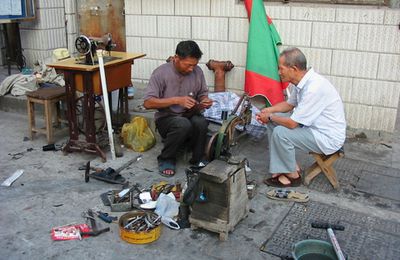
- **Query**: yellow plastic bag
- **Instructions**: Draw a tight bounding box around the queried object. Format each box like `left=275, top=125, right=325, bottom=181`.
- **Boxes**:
left=121, top=116, right=156, bottom=152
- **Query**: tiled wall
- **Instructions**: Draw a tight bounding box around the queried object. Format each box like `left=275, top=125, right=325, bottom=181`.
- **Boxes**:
left=124, top=0, right=400, bottom=133
left=15, top=0, right=400, bottom=133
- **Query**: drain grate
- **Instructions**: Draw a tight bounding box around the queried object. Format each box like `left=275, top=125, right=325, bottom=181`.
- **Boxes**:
left=260, top=201, right=400, bottom=259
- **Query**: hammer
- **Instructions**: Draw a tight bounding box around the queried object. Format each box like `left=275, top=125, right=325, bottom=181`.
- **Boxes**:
left=81, top=209, right=110, bottom=237
left=311, top=221, right=346, bottom=260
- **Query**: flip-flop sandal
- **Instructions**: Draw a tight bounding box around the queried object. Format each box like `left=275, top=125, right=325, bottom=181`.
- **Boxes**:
left=158, top=160, right=176, bottom=177
left=266, top=189, right=309, bottom=203
left=85, top=162, right=126, bottom=185
left=263, top=174, right=302, bottom=187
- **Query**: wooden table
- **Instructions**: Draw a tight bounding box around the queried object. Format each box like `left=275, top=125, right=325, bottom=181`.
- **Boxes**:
left=47, top=51, right=145, bottom=161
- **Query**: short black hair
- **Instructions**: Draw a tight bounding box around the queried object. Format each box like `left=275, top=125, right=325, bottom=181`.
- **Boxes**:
left=280, top=47, right=307, bottom=71
left=175, top=40, right=203, bottom=60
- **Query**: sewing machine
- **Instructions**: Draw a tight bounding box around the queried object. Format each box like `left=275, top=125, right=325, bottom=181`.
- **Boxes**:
left=74, top=33, right=117, bottom=65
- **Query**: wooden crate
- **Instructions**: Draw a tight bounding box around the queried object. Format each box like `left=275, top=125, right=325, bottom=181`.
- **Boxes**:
left=189, top=160, right=249, bottom=241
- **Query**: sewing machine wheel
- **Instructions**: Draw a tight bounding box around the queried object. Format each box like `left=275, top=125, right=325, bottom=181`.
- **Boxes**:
left=75, top=35, right=91, bottom=55
left=75, top=96, right=106, bottom=135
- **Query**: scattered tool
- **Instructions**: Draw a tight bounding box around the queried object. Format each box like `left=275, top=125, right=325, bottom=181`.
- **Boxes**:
left=81, top=209, right=110, bottom=237
left=96, top=211, right=118, bottom=223
left=84, top=154, right=142, bottom=184
left=311, top=221, right=346, bottom=260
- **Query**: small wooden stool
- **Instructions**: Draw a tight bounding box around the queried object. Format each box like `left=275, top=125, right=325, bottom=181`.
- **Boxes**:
left=26, top=87, right=66, bottom=144
left=304, top=148, right=344, bottom=189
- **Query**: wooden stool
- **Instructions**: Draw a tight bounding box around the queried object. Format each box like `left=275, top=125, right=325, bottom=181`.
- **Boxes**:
left=304, top=148, right=344, bottom=189
left=26, top=87, right=66, bottom=144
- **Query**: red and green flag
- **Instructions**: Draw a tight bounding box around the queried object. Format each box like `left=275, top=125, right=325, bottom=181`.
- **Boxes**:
left=244, top=0, right=287, bottom=107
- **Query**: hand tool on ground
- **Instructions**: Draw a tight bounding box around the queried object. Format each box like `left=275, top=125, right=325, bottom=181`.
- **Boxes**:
left=84, top=154, right=142, bottom=184
left=81, top=209, right=110, bottom=237
left=311, top=221, right=346, bottom=260
left=96, top=211, right=118, bottom=223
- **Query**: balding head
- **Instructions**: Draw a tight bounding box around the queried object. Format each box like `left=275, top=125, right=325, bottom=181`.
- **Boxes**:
left=280, top=47, right=307, bottom=71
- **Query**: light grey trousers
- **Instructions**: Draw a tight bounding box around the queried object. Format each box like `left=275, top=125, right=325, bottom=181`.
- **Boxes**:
left=266, top=114, right=323, bottom=174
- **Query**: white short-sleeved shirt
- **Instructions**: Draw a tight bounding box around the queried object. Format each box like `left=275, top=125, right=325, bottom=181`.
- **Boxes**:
left=287, top=68, right=346, bottom=155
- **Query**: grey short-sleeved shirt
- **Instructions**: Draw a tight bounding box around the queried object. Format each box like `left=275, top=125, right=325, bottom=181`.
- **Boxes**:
left=144, top=62, right=208, bottom=120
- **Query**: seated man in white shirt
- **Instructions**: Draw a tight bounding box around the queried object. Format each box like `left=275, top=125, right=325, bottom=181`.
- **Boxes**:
left=256, top=47, right=346, bottom=187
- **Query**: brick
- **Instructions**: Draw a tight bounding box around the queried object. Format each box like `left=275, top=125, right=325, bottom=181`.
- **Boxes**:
left=377, top=54, right=400, bottom=81
left=192, top=17, right=228, bottom=41
left=312, top=22, right=358, bottom=50
left=66, top=14, right=77, bottom=34
left=195, top=40, right=210, bottom=63
left=157, top=16, right=191, bottom=38
left=125, top=15, right=157, bottom=37
left=142, top=0, right=174, bottom=15
left=332, top=50, right=379, bottom=79
left=301, top=47, right=332, bottom=74
left=20, top=8, right=64, bottom=30
left=64, top=0, right=76, bottom=14
left=384, top=9, right=400, bottom=25
left=211, top=0, right=247, bottom=18
left=352, top=78, right=400, bottom=108
left=291, top=6, right=335, bottom=22
left=274, top=20, right=312, bottom=47
left=37, top=0, right=63, bottom=8
left=126, top=37, right=142, bottom=53
left=21, top=29, right=65, bottom=50
left=209, top=41, right=247, bottom=67
left=142, top=38, right=175, bottom=60
left=125, top=0, right=141, bottom=15
left=358, top=25, right=400, bottom=53
left=325, top=76, right=353, bottom=103
left=175, top=0, right=210, bottom=16
left=198, top=64, right=215, bottom=87
left=131, top=59, right=163, bottom=80
left=344, top=103, right=372, bottom=129
left=226, top=66, right=245, bottom=91
left=265, top=4, right=290, bottom=20
left=229, top=18, right=248, bottom=42
left=370, top=106, right=397, bottom=132
left=336, top=8, right=384, bottom=24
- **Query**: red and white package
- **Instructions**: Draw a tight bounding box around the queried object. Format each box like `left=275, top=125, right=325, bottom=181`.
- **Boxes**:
left=51, top=223, right=91, bottom=241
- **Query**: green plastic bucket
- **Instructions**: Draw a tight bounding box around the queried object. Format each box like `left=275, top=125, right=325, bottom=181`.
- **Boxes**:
left=292, top=239, right=337, bottom=260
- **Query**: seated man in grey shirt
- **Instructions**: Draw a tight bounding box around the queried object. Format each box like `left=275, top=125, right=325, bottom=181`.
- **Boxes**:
left=144, top=40, right=213, bottom=177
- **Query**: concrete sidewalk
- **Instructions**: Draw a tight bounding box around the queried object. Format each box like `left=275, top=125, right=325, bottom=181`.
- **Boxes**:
left=0, top=87, right=400, bottom=259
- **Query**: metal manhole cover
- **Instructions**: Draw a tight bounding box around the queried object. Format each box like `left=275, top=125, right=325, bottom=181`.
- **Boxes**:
left=355, top=170, right=400, bottom=201
left=260, top=201, right=400, bottom=260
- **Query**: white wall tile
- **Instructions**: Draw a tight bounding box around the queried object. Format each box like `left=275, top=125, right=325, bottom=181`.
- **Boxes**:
left=67, top=34, right=77, bottom=55
left=274, top=20, right=312, bottom=47
left=125, top=15, right=157, bottom=37
left=20, top=8, right=65, bottom=29
left=326, top=75, right=353, bottom=103
left=209, top=41, right=247, bottom=67
left=192, top=17, right=228, bottom=41
left=37, top=0, right=64, bottom=8
left=336, top=8, right=384, bottom=24
left=65, top=0, right=76, bottom=14
left=142, top=38, right=175, bottom=60
left=195, top=40, right=210, bottom=63
left=157, top=16, right=191, bottom=38
left=21, top=29, right=66, bottom=50
left=131, top=59, right=163, bottom=80
left=142, top=0, right=174, bottom=15
left=229, top=18, right=248, bottom=42
left=211, top=0, right=247, bottom=18
left=332, top=50, right=379, bottom=79
left=291, top=6, right=335, bottom=22
left=384, top=9, right=400, bottom=25
left=312, top=22, right=358, bottom=50
left=124, top=0, right=141, bottom=15
left=301, top=47, right=332, bottom=74
left=25, top=49, right=53, bottom=66
left=226, top=66, right=245, bottom=91
left=126, top=37, right=142, bottom=53
left=358, top=25, right=400, bottom=54
left=175, top=0, right=210, bottom=16
left=66, top=14, right=77, bottom=34
left=370, top=107, right=397, bottom=132
left=344, top=103, right=373, bottom=129
left=352, top=78, right=400, bottom=108
left=265, top=4, right=291, bottom=20
left=198, top=64, right=214, bottom=87
left=377, top=54, right=400, bottom=81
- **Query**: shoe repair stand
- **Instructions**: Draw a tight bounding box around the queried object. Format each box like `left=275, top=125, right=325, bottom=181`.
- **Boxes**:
left=189, top=160, right=249, bottom=241
left=47, top=51, right=145, bottom=162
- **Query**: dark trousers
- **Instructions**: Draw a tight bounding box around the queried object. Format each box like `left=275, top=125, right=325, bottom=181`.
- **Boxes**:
left=156, top=115, right=208, bottom=163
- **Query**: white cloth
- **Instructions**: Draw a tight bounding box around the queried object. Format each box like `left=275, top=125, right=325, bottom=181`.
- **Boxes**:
left=287, top=68, right=346, bottom=155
